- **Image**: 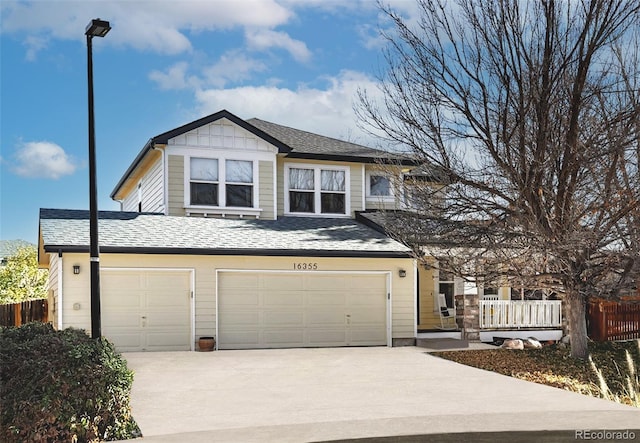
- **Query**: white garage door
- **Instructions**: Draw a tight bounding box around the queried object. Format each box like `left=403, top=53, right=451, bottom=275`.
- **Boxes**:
left=101, top=269, right=192, bottom=352
left=218, top=272, right=388, bottom=349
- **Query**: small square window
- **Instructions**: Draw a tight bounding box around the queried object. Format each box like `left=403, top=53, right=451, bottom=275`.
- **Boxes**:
left=370, top=175, right=391, bottom=196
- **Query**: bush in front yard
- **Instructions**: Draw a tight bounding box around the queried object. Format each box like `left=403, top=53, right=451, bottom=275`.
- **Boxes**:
left=0, top=322, right=141, bottom=442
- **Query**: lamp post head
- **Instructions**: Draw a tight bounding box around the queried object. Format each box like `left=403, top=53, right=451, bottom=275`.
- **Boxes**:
left=85, top=19, right=111, bottom=38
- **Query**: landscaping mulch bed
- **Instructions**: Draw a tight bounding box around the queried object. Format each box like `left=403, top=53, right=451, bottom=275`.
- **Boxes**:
left=432, top=340, right=640, bottom=406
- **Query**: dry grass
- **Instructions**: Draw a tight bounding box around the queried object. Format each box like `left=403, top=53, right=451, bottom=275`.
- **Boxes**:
left=433, top=339, right=640, bottom=407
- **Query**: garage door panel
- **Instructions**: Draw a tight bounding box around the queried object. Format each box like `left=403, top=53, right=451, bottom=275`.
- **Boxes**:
left=264, top=311, right=304, bottom=326
left=307, top=309, right=345, bottom=325
left=146, top=331, right=191, bottom=347
left=350, top=308, right=386, bottom=324
left=307, top=329, right=347, bottom=345
left=102, top=290, right=143, bottom=308
left=220, top=291, right=259, bottom=306
left=146, top=311, right=188, bottom=327
left=263, top=329, right=305, bottom=345
left=307, top=292, right=346, bottom=306
left=304, top=275, right=347, bottom=290
left=218, top=272, right=387, bottom=349
left=264, top=292, right=304, bottom=306
left=106, top=333, right=143, bottom=351
left=103, top=312, right=140, bottom=328
left=349, top=275, right=386, bottom=290
left=221, top=311, right=259, bottom=325
left=263, top=274, right=304, bottom=290
left=219, top=274, right=259, bottom=290
left=147, top=293, right=189, bottom=309
left=145, top=272, right=189, bottom=290
left=102, top=273, right=142, bottom=291
left=219, top=330, right=259, bottom=347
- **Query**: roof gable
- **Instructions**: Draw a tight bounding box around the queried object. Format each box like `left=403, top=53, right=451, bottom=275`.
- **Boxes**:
left=152, top=109, right=290, bottom=152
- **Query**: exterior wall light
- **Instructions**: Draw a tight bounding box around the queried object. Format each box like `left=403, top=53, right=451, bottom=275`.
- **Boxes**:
left=73, top=265, right=81, bottom=275
left=399, top=269, right=407, bottom=278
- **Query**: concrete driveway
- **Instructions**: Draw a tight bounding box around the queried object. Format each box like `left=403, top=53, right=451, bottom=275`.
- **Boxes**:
left=123, top=346, right=640, bottom=442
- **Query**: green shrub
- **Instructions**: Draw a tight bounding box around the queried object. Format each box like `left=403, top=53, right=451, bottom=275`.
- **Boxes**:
left=0, top=322, right=141, bottom=442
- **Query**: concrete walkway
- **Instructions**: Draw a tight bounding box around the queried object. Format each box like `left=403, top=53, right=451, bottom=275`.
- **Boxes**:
left=122, top=346, right=640, bottom=442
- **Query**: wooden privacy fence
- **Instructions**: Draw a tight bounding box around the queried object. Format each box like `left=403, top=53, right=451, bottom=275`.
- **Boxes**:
left=587, top=299, right=640, bottom=342
left=0, top=299, right=48, bottom=327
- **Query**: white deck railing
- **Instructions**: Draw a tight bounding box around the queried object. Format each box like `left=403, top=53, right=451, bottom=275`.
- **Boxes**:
left=479, top=300, right=562, bottom=329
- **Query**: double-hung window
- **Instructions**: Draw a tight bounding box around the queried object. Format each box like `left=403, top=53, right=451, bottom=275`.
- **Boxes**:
left=287, top=165, right=348, bottom=215
left=190, top=158, right=218, bottom=205
left=225, top=160, right=253, bottom=207
left=189, top=157, right=254, bottom=208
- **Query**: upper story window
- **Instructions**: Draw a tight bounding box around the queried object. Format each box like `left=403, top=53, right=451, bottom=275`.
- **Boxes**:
left=366, top=172, right=395, bottom=202
left=369, top=175, right=391, bottom=196
left=190, top=158, right=219, bottom=205
left=188, top=157, right=254, bottom=208
left=285, top=164, right=349, bottom=216
left=225, top=160, right=253, bottom=207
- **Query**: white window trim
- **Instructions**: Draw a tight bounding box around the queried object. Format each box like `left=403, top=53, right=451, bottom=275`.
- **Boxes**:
left=284, top=163, right=351, bottom=217
left=184, top=155, right=260, bottom=217
left=365, top=171, right=395, bottom=202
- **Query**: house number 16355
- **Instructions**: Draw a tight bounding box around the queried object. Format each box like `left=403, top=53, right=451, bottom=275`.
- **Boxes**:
left=293, top=262, right=318, bottom=270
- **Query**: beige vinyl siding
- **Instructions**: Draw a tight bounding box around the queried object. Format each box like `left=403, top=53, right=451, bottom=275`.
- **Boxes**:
left=277, top=156, right=286, bottom=216
left=350, top=164, right=363, bottom=213
left=258, top=160, right=275, bottom=220
left=57, top=253, right=415, bottom=347
left=167, top=155, right=185, bottom=216
left=47, top=253, right=60, bottom=329
left=60, top=254, right=92, bottom=332
left=276, top=157, right=365, bottom=217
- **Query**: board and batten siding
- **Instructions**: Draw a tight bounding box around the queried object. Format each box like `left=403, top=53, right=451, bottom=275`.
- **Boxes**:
left=121, top=158, right=164, bottom=213
left=276, top=157, right=365, bottom=217
left=167, top=155, right=185, bottom=216
left=56, top=253, right=415, bottom=346
left=258, top=160, right=275, bottom=220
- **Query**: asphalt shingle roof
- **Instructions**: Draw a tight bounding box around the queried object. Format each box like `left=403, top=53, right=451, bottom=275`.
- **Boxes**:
left=247, top=118, right=407, bottom=162
left=39, top=209, right=411, bottom=258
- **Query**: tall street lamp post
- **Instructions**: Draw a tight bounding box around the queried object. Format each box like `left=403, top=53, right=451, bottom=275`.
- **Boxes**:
left=86, top=18, right=111, bottom=339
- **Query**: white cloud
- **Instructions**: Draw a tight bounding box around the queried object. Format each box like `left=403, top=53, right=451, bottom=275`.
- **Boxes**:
left=149, top=62, right=195, bottom=90
left=193, top=70, right=385, bottom=146
left=202, top=51, right=268, bottom=88
left=23, top=35, right=48, bottom=61
left=245, top=29, right=311, bottom=62
left=12, top=141, right=78, bottom=179
left=0, top=0, right=294, bottom=57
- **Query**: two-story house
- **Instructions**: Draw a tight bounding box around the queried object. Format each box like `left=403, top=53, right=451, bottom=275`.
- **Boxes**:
left=38, top=110, right=424, bottom=351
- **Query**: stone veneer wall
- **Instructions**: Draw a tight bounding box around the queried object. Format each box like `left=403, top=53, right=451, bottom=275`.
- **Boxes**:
left=455, top=293, right=480, bottom=341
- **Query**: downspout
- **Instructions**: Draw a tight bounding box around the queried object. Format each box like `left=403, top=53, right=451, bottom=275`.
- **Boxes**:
left=57, top=250, right=63, bottom=329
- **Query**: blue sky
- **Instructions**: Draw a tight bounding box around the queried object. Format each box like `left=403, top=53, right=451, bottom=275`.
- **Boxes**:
left=1, top=0, right=419, bottom=244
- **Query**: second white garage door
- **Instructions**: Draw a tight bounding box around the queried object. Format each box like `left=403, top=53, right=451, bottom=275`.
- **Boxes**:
left=217, top=271, right=388, bottom=349
left=101, top=269, right=192, bottom=352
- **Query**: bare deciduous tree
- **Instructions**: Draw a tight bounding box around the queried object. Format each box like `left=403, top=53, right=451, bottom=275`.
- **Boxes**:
left=358, top=0, right=640, bottom=359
